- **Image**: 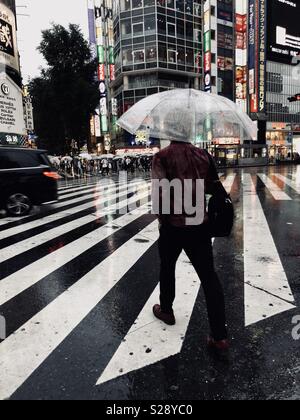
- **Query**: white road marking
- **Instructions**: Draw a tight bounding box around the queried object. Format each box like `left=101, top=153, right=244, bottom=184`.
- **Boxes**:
left=272, top=173, right=300, bottom=194
left=257, top=174, right=292, bottom=201
left=0, top=183, right=150, bottom=261
left=0, top=192, right=151, bottom=306
left=0, top=181, right=150, bottom=240
left=0, top=220, right=159, bottom=401
left=59, top=179, right=143, bottom=197
left=222, top=174, right=236, bottom=193
left=96, top=175, right=237, bottom=385
left=97, top=251, right=201, bottom=386
left=243, top=174, right=295, bottom=326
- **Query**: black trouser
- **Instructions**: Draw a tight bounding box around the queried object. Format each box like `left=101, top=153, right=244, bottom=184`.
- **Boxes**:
left=158, top=223, right=227, bottom=341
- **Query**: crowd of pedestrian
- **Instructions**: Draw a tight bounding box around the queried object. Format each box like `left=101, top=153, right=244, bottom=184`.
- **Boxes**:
left=49, top=154, right=154, bottom=178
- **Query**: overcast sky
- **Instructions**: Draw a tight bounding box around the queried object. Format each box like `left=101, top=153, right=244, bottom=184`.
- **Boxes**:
left=16, top=0, right=89, bottom=82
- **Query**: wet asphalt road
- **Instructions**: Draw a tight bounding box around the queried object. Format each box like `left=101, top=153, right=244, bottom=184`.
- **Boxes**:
left=0, top=166, right=300, bottom=400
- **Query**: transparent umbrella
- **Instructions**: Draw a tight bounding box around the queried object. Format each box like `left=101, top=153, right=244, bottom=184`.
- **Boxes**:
left=117, top=89, right=257, bottom=142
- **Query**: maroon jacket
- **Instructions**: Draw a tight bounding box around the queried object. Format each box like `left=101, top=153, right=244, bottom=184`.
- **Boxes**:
left=152, top=142, right=219, bottom=227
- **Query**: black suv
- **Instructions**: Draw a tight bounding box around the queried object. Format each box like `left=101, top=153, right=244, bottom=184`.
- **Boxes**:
left=0, top=147, right=59, bottom=217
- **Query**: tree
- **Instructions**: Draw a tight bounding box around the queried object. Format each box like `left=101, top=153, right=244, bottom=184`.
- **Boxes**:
left=29, top=24, right=100, bottom=154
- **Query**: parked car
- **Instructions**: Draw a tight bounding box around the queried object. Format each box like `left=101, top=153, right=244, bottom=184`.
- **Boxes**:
left=0, top=147, right=60, bottom=217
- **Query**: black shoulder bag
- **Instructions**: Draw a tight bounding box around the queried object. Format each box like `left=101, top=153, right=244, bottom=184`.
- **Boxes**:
left=206, top=153, right=234, bottom=238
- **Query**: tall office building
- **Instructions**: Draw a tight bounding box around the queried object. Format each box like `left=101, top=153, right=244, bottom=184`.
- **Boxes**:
left=112, top=0, right=203, bottom=149
left=264, top=0, right=300, bottom=160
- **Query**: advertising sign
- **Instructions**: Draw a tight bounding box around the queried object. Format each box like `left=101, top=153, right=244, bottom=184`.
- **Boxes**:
left=267, top=0, right=300, bottom=63
left=23, top=97, right=34, bottom=132
left=0, top=3, right=19, bottom=72
left=98, top=64, right=105, bottom=81
left=235, top=0, right=248, bottom=113
left=0, top=73, right=25, bottom=136
left=258, top=0, right=266, bottom=113
left=94, top=109, right=101, bottom=137
left=203, top=0, right=211, bottom=93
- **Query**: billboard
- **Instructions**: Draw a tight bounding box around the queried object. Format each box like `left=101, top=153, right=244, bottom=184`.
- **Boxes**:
left=235, top=0, right=248, bottom=113
left=0, top=2, right=19, bottom=72
left=203, top=0, right=211, bottom=93
left=267, top=0, right=300, bottom=63
left=248, top=0, right=266, bottom=114
left=0, top=73, right=26, bottom=136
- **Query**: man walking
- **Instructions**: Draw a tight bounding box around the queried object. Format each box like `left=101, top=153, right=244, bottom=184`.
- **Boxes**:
left=152, top=141, right=229, bottom=351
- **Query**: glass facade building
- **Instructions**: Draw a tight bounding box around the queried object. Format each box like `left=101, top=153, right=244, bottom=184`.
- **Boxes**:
left=266, top=61, right=300, bottom=125
left=112, top=0, right=203, bottom=119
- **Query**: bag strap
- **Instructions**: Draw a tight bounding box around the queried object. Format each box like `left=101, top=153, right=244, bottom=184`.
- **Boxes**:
left=204, top=150, right=229, bottom=198
left=204, top=150, right=219, bottom=181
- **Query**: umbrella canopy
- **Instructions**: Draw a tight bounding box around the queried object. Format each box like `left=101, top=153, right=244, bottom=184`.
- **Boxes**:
left=49, top=156, right=60, bottom=165
left=117, top=89, right=257, bottom=143
left=99, top=153, right=115, bottom=159
left=61, top=156, right=73, bottom=162
left=79, top=153, right=92, bottom=160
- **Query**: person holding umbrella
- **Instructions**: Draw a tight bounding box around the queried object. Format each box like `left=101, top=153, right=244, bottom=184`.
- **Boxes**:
left=117, top=89, right=257, bottom=354
left=151, top=108, right=229, bottom=353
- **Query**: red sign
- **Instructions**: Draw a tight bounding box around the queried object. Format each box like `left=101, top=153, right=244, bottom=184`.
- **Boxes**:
left=236, top=14, right=247, bottom=32
left=110, top=64, right=115, bottom=81
left=250, top=93, right=258, bottom=113
left=204, top=52, right=211, bottom=73
left=98, top=64, right=105, bottom=81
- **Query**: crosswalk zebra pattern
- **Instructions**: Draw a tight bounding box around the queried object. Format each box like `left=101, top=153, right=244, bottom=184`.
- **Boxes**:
left=0, top=169, right=299, bottom=400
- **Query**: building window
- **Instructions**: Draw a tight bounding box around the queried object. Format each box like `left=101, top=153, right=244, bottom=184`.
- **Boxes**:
left=132, top=22, right=144, bottom=35
left=158, top=43, right=167, bottom=61
left=146, top=46, right=157, bottom=62
left=122, top=48, right=133, bottom=65
left=186, top=0, right=193, bottom=14
left=134, top=50, right=145, bottom=63
left=121, top=0, right=131, bottom=12
left=167, top=22, right=176, bottom=37
left=167, top=0, right=175, bottom=9
left=145, top=15, right=156, bottom=32
left=168, top=49, right=177, bottom=64
left=132, top=0, right=143, bottom=9
left=176, top=0, right=185, bottom=13
left=121, top=19, right=132, bottom=38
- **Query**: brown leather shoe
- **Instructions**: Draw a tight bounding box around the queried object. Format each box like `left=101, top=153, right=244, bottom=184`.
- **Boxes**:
left=153, top=305, right=176, bottom=326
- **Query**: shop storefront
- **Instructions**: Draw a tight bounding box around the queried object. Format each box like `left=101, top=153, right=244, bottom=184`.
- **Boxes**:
left=266, top=123, right=294, bottom=163
left=208, top=138, right=240, bottom=166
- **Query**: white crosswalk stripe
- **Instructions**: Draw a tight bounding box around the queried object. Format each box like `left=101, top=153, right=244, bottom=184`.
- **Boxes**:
left=96, top=175, right=236, bottom=386
left=242, top=174, right=295, bottom=326
left=0, top=219, right=159, bottom=401
left=0, top=180, right=150, bottom=240
left=257, top=174, right=292, bottom=200
left=0, top=191, right=151, bottom=306
left=272, top=173, right=300, bottom=194
left=0, top=172, right=298, bottom=399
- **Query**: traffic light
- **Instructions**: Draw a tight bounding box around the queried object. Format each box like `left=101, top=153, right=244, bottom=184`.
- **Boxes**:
left=288, top=94, right=300, bottom=102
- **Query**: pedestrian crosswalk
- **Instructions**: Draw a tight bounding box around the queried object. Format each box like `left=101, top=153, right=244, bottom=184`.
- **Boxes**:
left=0, top=170, right=298, bottom=400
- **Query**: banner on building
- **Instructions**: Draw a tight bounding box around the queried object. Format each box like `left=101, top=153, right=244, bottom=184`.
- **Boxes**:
left=235, top=0, right=248, bottom=113
left=0, top=2, right=19, bottom=72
